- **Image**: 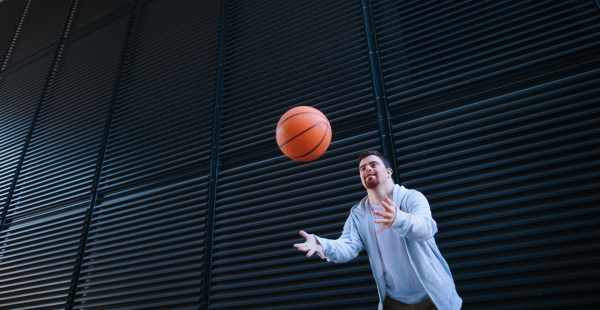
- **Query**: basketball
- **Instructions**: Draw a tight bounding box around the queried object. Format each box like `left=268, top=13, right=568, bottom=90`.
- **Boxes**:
left=276, top=106, right=332, bottom=162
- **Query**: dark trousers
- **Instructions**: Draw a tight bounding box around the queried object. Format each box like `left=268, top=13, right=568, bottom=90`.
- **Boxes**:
left=383, top=297, right=437, bottom=310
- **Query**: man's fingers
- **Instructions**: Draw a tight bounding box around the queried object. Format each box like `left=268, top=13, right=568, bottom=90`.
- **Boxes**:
left=293, top=243, right=306, bottom=248
left=299, top=230, right=309, bottom=239
left=374, top=210, right=391, bottom=217
left=374, top=213, right=389, bottom=220
left=377, top=223, right=392, bottom=234
left=383, top=196, right=397, bottom=211
left=385, top=196, right=395, bottom=205
left=297, top=246, right=310, bottom=252
left=307, top=249, right=315, bottom=257
left=382, top=198, right=393, bottom=211
left=317, top=249, right=325, bottom=260
left=381, top=197, right=389, bottom=207
left=374, top=213, right=394, bottom=221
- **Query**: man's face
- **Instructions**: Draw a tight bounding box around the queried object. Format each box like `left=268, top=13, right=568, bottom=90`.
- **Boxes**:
left=359, top=155, right=391, bottom=190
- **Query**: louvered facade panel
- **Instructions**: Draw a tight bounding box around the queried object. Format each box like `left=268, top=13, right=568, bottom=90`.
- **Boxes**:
left=0, top=15, right=129, bottom=310
left=210, top=1, right=382, bottom=309
left=5, top=0, right=72, bottom=69
left=0, top=0, right=27, bottom=68
left=8, top=15, right=129, bottom=220
left=0, top=52, right=54, bottom=238
left=0, top=202, right=88, bottom=309
left=72, top=1, right=222, bottom=309
left=373, top=0, right=600, bottom=309
left=1, top=1, right=599, bottom=309
left=70, top=0, right=133, bottom=34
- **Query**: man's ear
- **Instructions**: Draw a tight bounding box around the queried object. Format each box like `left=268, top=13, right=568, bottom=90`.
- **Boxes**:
left=387, top=168, right=393, bottom=177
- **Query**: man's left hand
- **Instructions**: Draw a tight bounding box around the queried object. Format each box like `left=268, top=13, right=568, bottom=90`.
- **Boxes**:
left=374, top=196, right=397, bottom=234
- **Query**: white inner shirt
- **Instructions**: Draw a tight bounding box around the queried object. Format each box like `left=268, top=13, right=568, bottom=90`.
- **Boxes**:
left=368, top=196, right=429, bottom=304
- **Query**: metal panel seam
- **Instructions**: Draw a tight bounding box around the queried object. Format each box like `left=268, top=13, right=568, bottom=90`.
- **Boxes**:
left=65, top=1, right=138, bottom=309
left=361, top=0, right=399, bottom=182
left=0, top=0, right=77, bottom=238
left=202, top=0, right=229, bottom=309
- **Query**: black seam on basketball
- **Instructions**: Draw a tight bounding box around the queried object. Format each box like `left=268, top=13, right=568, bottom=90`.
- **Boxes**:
left=278, top=122, right=327, bottom=149
left=276, top=112, right=328, bottom=131
left=291, top=123, right=329, bottom=159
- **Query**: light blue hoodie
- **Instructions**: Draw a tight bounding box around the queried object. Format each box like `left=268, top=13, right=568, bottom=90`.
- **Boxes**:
left=314, top=184, right=462, bottom=310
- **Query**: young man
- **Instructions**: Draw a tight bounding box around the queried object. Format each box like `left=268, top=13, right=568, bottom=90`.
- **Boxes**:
left=293, top=151, right=462, bottom=310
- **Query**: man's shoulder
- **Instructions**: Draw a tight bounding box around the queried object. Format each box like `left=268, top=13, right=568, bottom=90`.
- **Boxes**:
left=405, top=188, right=427, bottom=200
left=399, top=185, right=427, bottom=199
left=349, top=202, right=361, bottom=213
left=402, top=188, right=430, bottom=212
left=349, top=196, right=368, bottom=217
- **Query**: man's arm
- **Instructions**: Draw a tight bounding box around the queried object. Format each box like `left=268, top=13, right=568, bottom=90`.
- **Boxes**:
left=390, top=190, right=438, bottom=241
left=294, top=212, right=364, bottom=263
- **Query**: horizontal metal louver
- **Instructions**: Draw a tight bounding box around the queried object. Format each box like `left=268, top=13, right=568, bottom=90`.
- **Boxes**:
left=70, top=0, right=132, bottom=34
left=72, top=1, right=222, bottom=308
left=6, top=0, right=72, bottom=69
left=0, top=14, right=129, bottom=310
left=210, top=1, right=382, bottom=309
left=0, top=204, right=88, bottom=310
left=0, top=0, right=27, bottom=69
left=2, top=1, right=599, bottom=309
left=0, top=52, right=53, bottom=233
left=373, top=0, right=600, bottom=308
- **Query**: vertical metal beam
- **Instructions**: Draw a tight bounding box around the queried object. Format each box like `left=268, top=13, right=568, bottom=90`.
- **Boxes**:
left=202, top=0, right=229, bottom=309
left=361, top=0, right=400, bottom=183
left=594, top=0, right=600, bottom=14
left=65, top=1, right=137, bottom=309
left=0, top=0, right=77, bottom=239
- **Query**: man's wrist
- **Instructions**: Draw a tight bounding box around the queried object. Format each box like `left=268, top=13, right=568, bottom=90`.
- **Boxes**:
left=313, top=235, right=328, bottom=256
left=390, top=206, right=404, bottom=230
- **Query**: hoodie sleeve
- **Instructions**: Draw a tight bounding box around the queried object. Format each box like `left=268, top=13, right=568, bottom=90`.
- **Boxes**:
left=390, top=190, right=438, bottom=241
left=313, top=212, right=364, bottom=263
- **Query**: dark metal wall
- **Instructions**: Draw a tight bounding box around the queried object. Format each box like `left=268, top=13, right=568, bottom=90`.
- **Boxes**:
left=0, top=0, right=598, bottom=309
left=373, top=1, right=600, bottom=309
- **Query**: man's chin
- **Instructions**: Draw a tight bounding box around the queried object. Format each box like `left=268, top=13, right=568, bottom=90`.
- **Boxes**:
left=365, top=179, right=379, bottom=189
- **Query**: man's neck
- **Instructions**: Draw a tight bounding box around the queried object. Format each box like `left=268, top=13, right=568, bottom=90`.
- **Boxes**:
left=367, top=180, right=395, bottom=205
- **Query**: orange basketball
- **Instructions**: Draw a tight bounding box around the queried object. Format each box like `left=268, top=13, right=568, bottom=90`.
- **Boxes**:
left=276, top=106, right=332, bottom=162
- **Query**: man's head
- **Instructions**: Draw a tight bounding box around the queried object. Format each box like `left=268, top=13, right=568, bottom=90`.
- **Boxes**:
left=358, top=151, right=393, bottom=190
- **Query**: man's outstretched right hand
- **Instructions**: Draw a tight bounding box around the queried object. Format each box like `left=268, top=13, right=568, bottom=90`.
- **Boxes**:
left=293, top=230, right=324, bottom=260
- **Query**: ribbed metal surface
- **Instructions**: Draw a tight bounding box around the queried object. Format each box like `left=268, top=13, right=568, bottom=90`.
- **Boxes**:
left=70, top=0, right=132, bottom=33
left=373, top=0, right=600, bottom=308
left=0, top=15, right=129, bottom=310
left=210, top=1, right=381, bottom=309
left=0, top=204, right=89, bottom=310
left=6, top=0, right=72, bottom=68
left=71, top=1, right=222, bottom=309
left=0, top=52, right=54, bottom=253
left=0, top=0, right=27, bottom=68
left=1, top=1, right=599, bottom=309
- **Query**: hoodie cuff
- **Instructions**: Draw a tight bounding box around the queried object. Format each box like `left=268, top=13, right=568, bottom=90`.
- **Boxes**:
left=312, top=234, right=331, bottom=262
left=391, top=206, right=410, bottom=236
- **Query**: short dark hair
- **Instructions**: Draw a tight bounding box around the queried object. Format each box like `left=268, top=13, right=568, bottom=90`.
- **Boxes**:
left=358, top=150, right=391, bottom=169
